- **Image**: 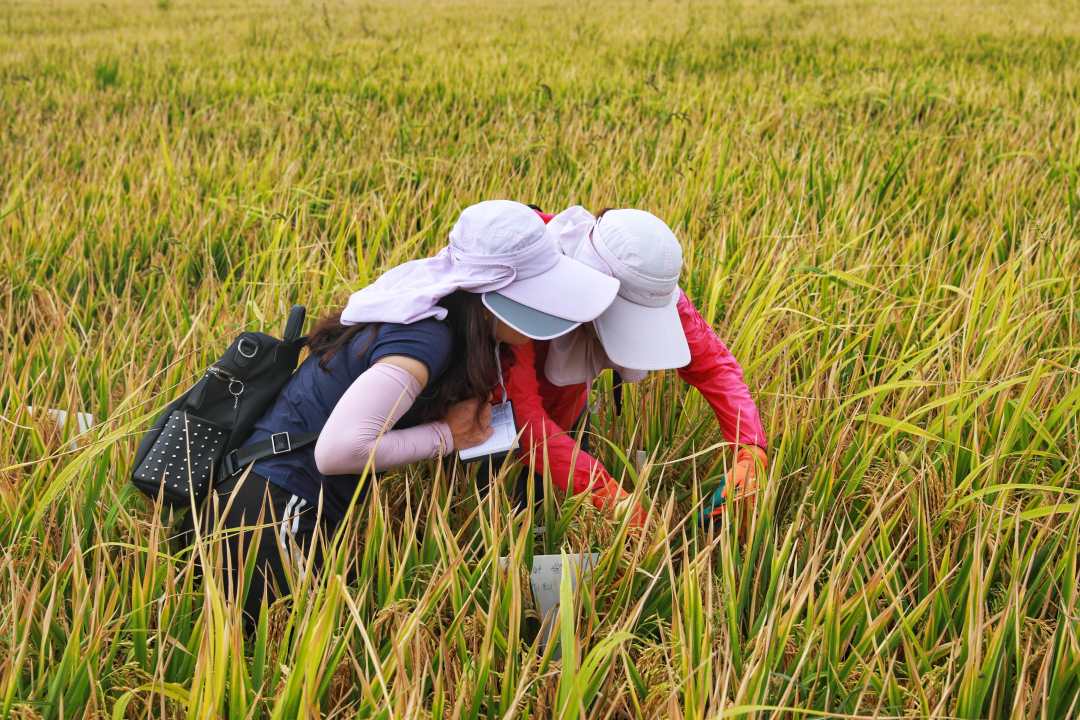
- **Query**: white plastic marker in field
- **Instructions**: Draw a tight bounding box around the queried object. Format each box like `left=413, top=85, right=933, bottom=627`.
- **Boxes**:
left=25, top=407, right=95, bottom=451
left=500, top=552, right=599, bottom=658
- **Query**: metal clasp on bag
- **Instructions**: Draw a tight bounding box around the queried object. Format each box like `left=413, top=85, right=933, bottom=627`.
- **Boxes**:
left=237, top=337, right=258, bottom=358
left=208, top=365, right=246, bottom=409
left=228, top=378, right=244, bottom=409
left=270, top=432, right=291, bottom=454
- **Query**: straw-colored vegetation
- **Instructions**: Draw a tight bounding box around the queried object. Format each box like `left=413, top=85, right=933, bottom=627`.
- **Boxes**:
left=2, top=0, right=1078, bottom=717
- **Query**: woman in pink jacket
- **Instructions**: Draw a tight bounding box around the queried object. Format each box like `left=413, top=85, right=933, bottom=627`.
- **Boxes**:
left=487, top=206, right=768, bottom=527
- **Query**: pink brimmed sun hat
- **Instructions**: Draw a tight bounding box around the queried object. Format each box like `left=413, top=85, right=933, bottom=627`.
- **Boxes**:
left=341, top=200, right=618, bottom=339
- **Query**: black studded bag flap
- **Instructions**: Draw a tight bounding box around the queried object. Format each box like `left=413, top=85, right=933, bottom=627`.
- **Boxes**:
left=131, top=411, right=228, bottom=505
left=130, top=305, right=307, bottom=508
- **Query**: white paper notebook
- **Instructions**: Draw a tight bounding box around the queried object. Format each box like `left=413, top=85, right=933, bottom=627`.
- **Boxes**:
left=458, top=401, right=519, bottom=462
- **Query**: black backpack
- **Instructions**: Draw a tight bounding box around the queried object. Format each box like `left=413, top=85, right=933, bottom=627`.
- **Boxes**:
left=131, top=305, right=316, bottom=508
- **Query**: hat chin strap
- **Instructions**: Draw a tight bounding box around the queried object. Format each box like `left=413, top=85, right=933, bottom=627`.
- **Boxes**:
left=573, top=231, right=613, bottom=276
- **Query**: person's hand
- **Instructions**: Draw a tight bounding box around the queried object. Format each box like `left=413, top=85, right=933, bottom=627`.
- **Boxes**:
left=700, top=446, right=767, bottom=528
left=445, top=398, right=494, bottom=450
left=591, top=478, right=647, bottom=528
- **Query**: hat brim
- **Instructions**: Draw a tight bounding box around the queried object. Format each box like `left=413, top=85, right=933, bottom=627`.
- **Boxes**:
left=495, top=254, right=619, bottom=323
left=593, top=290, right=691, bottom=370
left=482, top=292, right=581, bottom=341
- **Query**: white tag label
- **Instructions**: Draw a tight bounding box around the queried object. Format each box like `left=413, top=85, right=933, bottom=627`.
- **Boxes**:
left=24, top=406, right=95, bottom=451
left=497, top=553, right=599, bottom=657
left=458, top=401, right=519, bottom=462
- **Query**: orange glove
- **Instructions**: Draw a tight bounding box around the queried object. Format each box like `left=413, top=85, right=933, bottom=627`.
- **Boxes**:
left=700, top=446, right=767, bottom=526
left=591, top=478, right=647, bottom=528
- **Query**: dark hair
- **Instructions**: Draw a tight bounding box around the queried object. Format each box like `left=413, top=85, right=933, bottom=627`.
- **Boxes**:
left=306, top=291, right=501, bottom=423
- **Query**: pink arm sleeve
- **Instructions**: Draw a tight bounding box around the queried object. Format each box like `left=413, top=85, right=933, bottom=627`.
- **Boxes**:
left=675, top=291, right=768, bottom=449
left=314, top=362, right=454, bottom=475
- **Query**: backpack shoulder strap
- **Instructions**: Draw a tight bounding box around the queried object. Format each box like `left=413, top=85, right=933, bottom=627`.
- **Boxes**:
left=283, top=305, right=306, bottom=343
left=222, top=431, right=318, bottom=476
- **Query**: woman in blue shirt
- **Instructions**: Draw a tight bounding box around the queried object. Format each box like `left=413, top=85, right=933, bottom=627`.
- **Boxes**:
left=201, top=200, right=620, bottom=621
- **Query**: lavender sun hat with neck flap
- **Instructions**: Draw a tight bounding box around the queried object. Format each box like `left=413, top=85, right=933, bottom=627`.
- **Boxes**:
left=340, top=200, right=619, bottom=339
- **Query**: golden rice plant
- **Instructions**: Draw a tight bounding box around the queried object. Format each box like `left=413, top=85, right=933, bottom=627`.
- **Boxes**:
left=1, top=0, right=1077, bottom=717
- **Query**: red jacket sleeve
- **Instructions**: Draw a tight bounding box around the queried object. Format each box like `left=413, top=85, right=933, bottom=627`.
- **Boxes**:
left=503, top=341, right=613, bottom=494
left=675, top=291, right=768, bottom=449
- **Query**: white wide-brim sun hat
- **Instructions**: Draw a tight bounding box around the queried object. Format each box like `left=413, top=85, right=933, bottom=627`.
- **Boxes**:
left=579, top=208, right=691, bottom=370
left=340, top=200, right=619, bottom=339
left=593, top=289, right=689, bottom=369
left=483, top=253, right=619, bottom=340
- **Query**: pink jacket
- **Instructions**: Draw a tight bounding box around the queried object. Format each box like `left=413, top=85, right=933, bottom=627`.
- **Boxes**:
left=503, top=291, right=767, bottom=493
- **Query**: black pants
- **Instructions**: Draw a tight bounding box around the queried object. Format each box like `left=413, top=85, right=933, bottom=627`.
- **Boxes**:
left=177, top=472, right=327, bottom=623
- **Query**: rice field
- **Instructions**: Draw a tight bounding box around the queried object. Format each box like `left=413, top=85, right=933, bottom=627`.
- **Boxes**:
left=1, top=0, right=1078, bottom=717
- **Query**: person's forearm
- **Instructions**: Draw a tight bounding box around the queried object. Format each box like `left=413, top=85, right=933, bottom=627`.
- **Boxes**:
left=675, top=292, right=767, bottom=449
left=505, top=342, right=613, bottom=494
left=517, top=413, right=613, bottom=494
left=315, top=362, right=453, bottom=476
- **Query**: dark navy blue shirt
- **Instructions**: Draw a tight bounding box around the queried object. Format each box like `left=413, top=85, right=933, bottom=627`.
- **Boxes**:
left=248, top=319, right=453, bottom=523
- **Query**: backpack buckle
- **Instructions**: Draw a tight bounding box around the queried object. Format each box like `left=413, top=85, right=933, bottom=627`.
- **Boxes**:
left=270, top=432, right=292, bottom=454
left=223, top=449, right=241, bottom=476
